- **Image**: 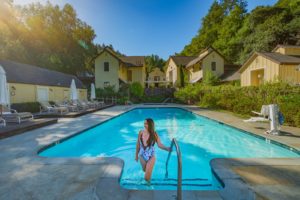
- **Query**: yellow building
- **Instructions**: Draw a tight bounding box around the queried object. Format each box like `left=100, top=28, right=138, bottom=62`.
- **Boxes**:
left=239, top=45, right=300, bottom=86
left=146, top=67, right=166, bottom=87
left=165, top=47, right=239, bottom=86
left=94, top=47, right=145, bottom=91
left=0, top=60, right=87, bottom=104
left=165, top=56, right=197, bottom=86
left=186, top=47, right=225, bottom=83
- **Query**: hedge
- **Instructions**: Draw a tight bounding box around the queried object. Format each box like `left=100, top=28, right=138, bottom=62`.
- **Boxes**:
left=174, top=82, right=300, bottom=127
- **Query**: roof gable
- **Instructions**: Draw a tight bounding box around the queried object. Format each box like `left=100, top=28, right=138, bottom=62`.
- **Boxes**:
left=186, top=47, right=226, bottom=68
left=120, top=56, right=145, bottom=67
left=239, top=52, right=300, bottom=73
left=94, top=47, right=145, bottom=67
left=272, top=44, right=300, bottom=52
left=169, top=56, right=197, bottom=67
left=94, top=47, right=122, bottom=62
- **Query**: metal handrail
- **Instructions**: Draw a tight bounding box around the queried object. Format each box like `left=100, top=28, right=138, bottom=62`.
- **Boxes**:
left=165, top=138, right=182, bottom=200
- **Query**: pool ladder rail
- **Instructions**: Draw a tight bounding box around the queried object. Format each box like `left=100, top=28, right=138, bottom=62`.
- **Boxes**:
left=165, top=138, right=182, bottom=200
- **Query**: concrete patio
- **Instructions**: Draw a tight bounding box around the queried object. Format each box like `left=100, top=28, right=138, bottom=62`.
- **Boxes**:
left=0, top=105, right=299, bottom=200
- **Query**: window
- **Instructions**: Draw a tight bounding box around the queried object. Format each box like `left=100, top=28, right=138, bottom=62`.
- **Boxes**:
left=154, top=76, right=160, bottom=81
left=211, top=62, right=216, bottom=71
left=104, top=82, right=110, bottom=87
left=104, top=62, right=109, bottom=71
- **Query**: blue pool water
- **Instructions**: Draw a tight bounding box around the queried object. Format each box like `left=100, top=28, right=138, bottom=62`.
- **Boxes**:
left=39, top=108, right=300, bottom=190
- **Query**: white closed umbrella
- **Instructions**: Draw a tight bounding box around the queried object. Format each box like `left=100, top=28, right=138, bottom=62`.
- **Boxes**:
left=0, top=65, right=10, bottom=115
left=70, top=79, right=78, bottom=100
left=90, top=83, right=96, bottom=100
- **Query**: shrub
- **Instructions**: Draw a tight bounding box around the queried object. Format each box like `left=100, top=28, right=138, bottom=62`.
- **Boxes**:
left=118, top=83, right=130, bottom=97
left=11, top=102, right=40, bottom=113
left=174, top=82, right=300, bottom=127
left=129, top=82, right=144, bottom=98
left=116, top=96, right=129, bottom=105
left=96, top=85, right=117, bottom=98
left=202, top=69, right=219, bottom=86
left=142, top=95, right=165, bottom=103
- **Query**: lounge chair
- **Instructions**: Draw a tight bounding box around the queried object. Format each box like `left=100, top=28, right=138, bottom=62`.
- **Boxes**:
left=54, top=101, right=78, bottom=112
left=39, top=101, right=68, bottom=114
left=81, top=100, right=96, bottom=109
left=71, top=100, right=89, bottom=110
left=0, top=117, right=6, bottom=127
left=92, top=99, right=105, bottom=107
left=2, top=106, right=33, bottom=124
left=89, top=99, right=105, bottom=108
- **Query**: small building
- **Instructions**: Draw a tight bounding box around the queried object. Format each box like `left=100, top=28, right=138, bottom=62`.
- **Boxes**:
left=165, top=47, right=236, bottom=86
left=239, top=45, right=300, bottom=86
left=146, top=67, right=166, bottom=87
left=94, top=47, right=145, bottom=91
left=165, top=56, right=197, bottom=86
left=0, top=60, right=87, bottom=104
left=185, top=47, right=225, bottom=83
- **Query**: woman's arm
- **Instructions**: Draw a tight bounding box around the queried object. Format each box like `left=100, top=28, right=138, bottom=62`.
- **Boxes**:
left=135, top=131, right=142, bottom=161
left=155, top=133, right=171, bottom=152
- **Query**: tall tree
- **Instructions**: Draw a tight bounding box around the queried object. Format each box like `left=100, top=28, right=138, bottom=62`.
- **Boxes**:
left=181, top=0, right=247, bottom=60
left=0, top=1, right=122, bottom=75
left=181, top=0, right=300, bottom=64
left=236, top=2, right=299, bottom=63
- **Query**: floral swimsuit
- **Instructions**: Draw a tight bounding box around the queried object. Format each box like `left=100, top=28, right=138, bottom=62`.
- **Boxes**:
left=139, top=130, right=155, bottom=162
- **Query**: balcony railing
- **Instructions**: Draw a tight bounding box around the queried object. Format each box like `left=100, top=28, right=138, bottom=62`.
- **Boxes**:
left=190, top=70, right=203, bottom=83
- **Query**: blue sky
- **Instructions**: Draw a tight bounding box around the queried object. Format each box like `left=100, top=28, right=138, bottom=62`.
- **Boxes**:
left=15, top=0, right=277, bottom=59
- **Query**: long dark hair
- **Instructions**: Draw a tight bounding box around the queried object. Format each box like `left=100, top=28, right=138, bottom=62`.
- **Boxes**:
left=145, top=118, right=157, bottom=146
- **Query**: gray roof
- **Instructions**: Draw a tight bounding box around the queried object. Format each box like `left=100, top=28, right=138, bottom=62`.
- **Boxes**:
left=186, top=49, right=212, bottom=68
left=258, top=52, right=300, bottom=64
left=0, top=60, right=86, bottom=89
left=185, top=47, right=227, bottom=68
left=170, top=56, right=197, bottom=66
left=120, top=56, right=145, bottom=67
left=220, top=70, right=240, bottom=82
left=220, top=64, right=241, bottom=82
left=272, top=44, right=300, bottom=52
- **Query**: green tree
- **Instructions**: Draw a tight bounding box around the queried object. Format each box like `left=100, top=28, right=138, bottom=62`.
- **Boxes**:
left=237, top=3, right=299, bottom=63
left=0, top=1, right=122, bottom=76
left=202, top=69, right=219, bottom=86
left=130, top=82, right=144, bottom=99
left=181, top=0, right=247, bottom=60
left=181, top=0, right=300, bottom=64
left=214, top=1, right=247, bottom=62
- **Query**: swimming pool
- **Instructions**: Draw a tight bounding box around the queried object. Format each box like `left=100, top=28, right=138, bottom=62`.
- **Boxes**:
left=39, top=107, right=300, bottom=190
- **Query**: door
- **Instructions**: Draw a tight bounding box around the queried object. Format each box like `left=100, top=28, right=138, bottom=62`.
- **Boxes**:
left=37, top=87, right=49, bottom=102
left=251, top=69, right=264, bottom=86
left=127, top=70, right=132, bottom=82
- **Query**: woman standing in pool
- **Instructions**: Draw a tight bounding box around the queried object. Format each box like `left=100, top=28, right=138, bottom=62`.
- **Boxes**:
left=135, top=118, right=171, bottom=181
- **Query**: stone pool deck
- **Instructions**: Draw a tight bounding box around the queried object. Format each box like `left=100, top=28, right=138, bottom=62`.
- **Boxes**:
left=0, top=104, right=299, bottom=200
